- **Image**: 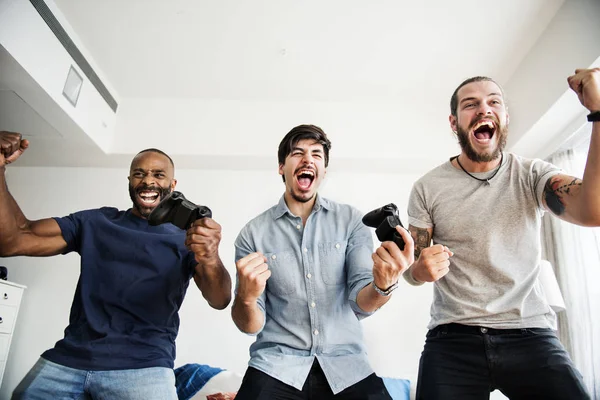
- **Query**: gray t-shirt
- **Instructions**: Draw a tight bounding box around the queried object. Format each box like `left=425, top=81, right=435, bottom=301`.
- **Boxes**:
left=407, top=152, right=561, bottom=329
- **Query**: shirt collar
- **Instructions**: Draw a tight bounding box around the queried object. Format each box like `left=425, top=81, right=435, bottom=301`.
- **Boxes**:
left=272, top=194, right=332, bottom=220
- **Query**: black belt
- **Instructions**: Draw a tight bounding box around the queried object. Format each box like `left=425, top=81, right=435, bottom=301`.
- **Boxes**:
left=432, top=323, right=530, bottom=335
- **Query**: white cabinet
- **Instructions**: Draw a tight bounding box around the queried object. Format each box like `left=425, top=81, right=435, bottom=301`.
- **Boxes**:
left=0, top=280, right=26, bottom=388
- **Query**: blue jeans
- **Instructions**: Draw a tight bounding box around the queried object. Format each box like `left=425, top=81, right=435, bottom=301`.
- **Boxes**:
left=416, top=324, right=591, bottom=400
left=12, top=358, right=178, bottom=400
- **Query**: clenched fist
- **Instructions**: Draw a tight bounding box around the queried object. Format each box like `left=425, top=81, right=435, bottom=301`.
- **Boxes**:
left=236, top=252, right=271, bottom=303
left=567, top=68, right=600, bottom=112
left=410, top=244, right=453, bottom=283
left=372, top=226, right=414, bottom=290
left=185, top=217, right=222, bottom=262
left=0, top=131, right=28, bottom=167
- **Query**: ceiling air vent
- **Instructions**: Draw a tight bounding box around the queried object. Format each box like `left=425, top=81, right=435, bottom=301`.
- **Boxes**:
left=29, top=0, right=118, bottom=113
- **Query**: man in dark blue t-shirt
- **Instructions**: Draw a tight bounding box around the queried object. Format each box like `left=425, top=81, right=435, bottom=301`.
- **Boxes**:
left=0, top=131, right=232, bottom=399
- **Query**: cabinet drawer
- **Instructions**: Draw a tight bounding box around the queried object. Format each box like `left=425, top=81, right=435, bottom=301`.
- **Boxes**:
left=0, top=334, right=9, bottom=361
left=0, top=305, right=16, bottom=334
left=0, top=284, right=23, bottom=307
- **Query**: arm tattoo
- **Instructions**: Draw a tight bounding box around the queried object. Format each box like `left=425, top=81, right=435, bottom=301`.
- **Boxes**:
left=412, top=227, right=431, bottom=259
left=544, top=176, right=582, bottom=216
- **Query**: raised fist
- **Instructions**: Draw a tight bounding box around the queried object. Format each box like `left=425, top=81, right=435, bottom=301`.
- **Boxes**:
left=236, top=252, right=271, bottom=302
left=410, top=244, right=453, bottom=283
left=0, top=131, right=29, bottom=167
left=567, top=68, right=600, bottom=112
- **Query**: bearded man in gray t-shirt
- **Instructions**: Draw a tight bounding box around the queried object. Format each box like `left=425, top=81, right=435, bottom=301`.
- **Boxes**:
left=403, top=68, right=600, bottom=400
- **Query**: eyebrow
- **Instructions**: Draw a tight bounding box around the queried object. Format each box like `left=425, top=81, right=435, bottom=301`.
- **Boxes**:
left=292, top=146, right=323, bottom=153
left=460, top=92, right=503, bottom=105
left=132, top=168, right=166, bottom=173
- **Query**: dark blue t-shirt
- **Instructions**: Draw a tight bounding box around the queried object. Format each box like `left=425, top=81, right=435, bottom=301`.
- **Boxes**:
left=41, top=207, right=197, bottom=370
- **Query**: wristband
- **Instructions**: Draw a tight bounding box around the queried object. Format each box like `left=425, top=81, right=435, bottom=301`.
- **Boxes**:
left=587, top=111, right=600, bottom=122
left=372, top=281, right=399, bottom=296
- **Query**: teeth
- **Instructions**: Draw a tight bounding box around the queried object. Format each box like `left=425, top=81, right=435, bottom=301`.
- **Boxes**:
left=298, top=170, right=314, bottom=176
left=140, top=193, right=158, bottom=200
left=474, top=120, right=494, bottom=130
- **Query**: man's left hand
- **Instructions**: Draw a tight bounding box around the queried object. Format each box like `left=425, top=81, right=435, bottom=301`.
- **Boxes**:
left=185, top=217, right=222, bottom=262
left=567, top=68, right=600, bottom=112
left=372, top=226, right=414, bottom=290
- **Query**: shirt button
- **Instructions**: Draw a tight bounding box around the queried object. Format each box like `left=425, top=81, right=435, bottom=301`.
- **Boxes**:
left=271, top=254, right=277, bottom=260
left=307, top=273, right=312, bottom=279
left=296, top=224, right=302, bottom=230
left=311, top=302, right=316, bottom=308
left=480, top=327, right=488, bottom=334
left=303, top=248, right=308, bottom=253
left=313, top=329, right=319, bottom=335
left=335, top=243, right=340, bottom=249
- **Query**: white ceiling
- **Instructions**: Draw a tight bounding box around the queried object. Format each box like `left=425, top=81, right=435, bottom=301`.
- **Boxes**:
left=51, top=0, right=561, bottom=101
left=3, top=0, right=600, bottom=172
left=0, top=90, right=62, bottom=138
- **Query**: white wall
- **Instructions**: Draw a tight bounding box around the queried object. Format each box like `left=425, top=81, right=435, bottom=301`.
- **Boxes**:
left=0, top=164, right=432, bottom=398
left=112, top=98, right=454, bottom=167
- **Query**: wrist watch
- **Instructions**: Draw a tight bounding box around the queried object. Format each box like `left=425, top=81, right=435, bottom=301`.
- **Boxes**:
left=372, top=280, right=399, bottom=296
left=588, top=111, right=600, bottom=122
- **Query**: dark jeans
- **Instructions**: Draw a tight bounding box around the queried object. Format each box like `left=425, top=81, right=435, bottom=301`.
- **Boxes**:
left=416, top=323, right=591, bottom=400
left=235, top=359, right=392, bottom=400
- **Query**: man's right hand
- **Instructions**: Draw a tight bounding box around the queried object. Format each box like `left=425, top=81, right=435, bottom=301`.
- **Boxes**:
left=410, top=244, right=453, bottom=282
left=0, top=131, right=29, bottom=167
left=235, top=252, right=271, bottom=302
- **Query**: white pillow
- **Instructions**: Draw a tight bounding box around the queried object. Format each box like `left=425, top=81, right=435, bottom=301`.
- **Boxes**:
left=189, top=370, right=244, bottom=400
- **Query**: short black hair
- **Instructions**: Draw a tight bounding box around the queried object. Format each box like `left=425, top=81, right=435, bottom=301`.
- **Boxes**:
left=277, top=124, right=331, bottom=168
left=450, top=76, right=504, bottom=117
left=134, top=148, right=175, bottom=168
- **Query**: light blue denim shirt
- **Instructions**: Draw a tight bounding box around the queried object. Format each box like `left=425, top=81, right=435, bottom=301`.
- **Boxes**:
left=234, top=195, right=377, bottom=394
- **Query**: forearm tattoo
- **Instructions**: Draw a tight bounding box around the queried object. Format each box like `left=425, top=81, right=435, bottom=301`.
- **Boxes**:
left=544, top=176, right=582, bottom=216
left=411, top=227, right=431, bottom=259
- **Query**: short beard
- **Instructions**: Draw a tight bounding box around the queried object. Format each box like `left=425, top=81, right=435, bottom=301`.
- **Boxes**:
left=291, top=191, right=315, bottom=204
left=128, top=183, right=172, bottom=218
left=456, top=123, right=508, bottom=162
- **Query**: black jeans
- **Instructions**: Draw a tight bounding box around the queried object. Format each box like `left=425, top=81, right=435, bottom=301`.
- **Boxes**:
left=416, top=323, right=591, bottom=400
left=235, top=359, right=392, bottom=400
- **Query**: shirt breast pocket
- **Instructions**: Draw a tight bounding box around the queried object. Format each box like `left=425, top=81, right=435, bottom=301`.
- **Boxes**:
left=319, top=240, right=348, bottom=286
left=264, top=250, right=298, bottom=296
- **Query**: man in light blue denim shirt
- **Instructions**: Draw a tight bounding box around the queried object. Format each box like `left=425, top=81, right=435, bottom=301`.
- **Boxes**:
left=231, top=124, right=414, bottom=399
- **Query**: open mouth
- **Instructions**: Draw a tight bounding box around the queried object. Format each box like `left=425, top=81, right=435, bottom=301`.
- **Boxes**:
left=137, top=189, right=161, bottom=207
left=295, top=168, right=315, bottom=191
left=472, top=119, right=496, bottom=143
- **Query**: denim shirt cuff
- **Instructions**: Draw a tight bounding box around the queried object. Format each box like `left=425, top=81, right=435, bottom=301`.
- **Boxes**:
left=349, top=280, right=377, bottom=318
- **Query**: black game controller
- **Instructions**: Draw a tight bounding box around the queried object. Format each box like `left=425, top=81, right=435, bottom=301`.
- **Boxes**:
left=148, top=191, right=212, bottom=230
left=362, top=203, right=406, bottom=251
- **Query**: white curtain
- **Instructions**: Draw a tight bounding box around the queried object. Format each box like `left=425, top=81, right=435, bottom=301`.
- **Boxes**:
left=541, top=148, right=600, bottom=399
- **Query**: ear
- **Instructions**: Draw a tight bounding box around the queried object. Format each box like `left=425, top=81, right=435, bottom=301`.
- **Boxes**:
left=170, top=178, right=177, bottom=191
left=278, top=163, right=284, bottom=177
left=506, top=109, right=510, bottom=126
left=449, top=114, right=458, bottom=133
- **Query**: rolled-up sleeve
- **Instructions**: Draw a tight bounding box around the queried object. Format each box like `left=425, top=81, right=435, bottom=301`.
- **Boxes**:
left=345, top=210, right=376, bottom=318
